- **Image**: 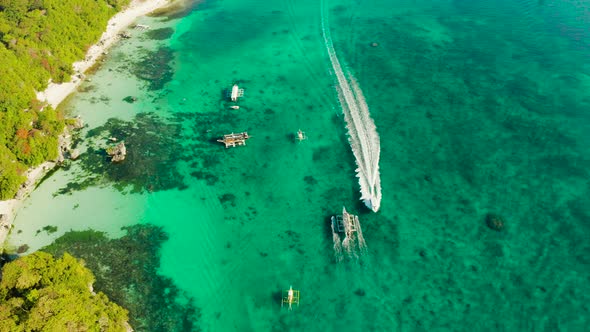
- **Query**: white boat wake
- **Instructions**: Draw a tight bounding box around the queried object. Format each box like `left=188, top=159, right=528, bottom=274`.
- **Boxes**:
left=331, top=207, right=368, bottom=262
left=321, top=0, right=382, bottom=212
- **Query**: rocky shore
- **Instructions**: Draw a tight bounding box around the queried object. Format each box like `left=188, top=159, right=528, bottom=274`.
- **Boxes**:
left=0, top=0, right=176, bottom=249
left=0, top=120, right=84, bottom=247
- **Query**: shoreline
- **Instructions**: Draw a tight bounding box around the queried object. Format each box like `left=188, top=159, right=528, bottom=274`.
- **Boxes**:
left=37, top=0, right=172, bottom=109
left=0, top=161, right=55, bottom=248
left=0, top=0, right=174, bottom=249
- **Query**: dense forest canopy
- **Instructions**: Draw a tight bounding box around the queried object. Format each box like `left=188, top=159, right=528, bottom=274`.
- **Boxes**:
left=0, top=251, right=130, bottom=331
left=0, top=0, right=130, bottom=199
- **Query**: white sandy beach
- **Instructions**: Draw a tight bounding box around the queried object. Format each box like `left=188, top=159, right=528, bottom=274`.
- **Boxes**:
left=0, top=162, right=55, bottom=246
left=0, top=0, right=173, bottom=247
left=37, top=0, right=171, bottom=108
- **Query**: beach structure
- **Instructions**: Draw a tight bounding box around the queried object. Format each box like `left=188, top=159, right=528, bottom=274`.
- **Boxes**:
left=229, top=84, right=244, bottom=102
left=217, top=132, right=250, bottom=148
left=281, top=285, right=300, bottom=310
left=331, top=207, right=367, bottom=261
left=296, top=129, right=307, bottom=142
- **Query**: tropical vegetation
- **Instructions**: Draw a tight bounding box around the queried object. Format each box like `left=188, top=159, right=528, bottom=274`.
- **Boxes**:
left=0, top=0, right=131, bottom=199
left=0, top=251, right=130, bottom=331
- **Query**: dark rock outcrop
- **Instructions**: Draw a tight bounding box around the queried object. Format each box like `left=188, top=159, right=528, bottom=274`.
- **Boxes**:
left=69, top=149, right=81, bottom=160
left=123, top=96, right=138, bottom=103
left=107, top=142, right=127, bottom=162
left=71, top=116, right=84, bottom=129
left=485, top=213, right=506, bottom=231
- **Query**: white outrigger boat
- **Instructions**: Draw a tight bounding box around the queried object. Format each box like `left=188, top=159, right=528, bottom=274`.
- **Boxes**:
left=296, top=129, right=307, bottom=142
left=229, top=84, right=244, bottom=102
left=281, top=285, right=300, bottom=310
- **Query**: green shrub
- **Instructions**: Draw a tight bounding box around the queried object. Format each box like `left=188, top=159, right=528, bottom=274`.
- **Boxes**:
left=0, top=0, right=131, bottom=199
left=0, top=251, right=130, bottom=331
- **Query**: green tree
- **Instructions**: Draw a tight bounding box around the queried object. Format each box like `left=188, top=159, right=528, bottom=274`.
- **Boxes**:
left=0, top=251, right=130, bottom=331
left=0, top=0, right=131, bottom=199
left=0, top=145, right=25, bottom=199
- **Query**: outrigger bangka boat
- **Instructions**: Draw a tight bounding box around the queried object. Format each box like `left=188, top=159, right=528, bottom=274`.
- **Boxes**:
left=296, top=129, right=307, bottom=142
left=229, top=84, right=244, bottom=102
left=331, top=207, right=368, bottom=261
left=281, top=285, right=300, bottom=310
left=217, top=132, right=250, bottom=148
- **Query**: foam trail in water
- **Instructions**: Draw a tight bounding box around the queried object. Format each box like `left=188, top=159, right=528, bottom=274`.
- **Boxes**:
left=321, top=0, right=382, bottom=212
left=355, top=214, right=368, bottom=255
left=331, top=220, right=344, bottom=262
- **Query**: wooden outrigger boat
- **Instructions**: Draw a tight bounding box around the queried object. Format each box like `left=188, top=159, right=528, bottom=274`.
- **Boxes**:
left=217, top=132, right=250, bottom=148
left=330, top=207, right=367, bottom=261
left=281, top=285, right=300, bottom=310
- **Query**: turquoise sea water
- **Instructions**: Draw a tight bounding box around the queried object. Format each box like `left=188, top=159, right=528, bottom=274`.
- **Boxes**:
left=7, top=0, right=590, bottom=330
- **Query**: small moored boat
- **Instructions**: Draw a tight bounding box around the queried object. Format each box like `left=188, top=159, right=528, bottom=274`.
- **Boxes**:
left=281, top=285, right=300, bottom=310
left=217, top=132, right=250, bottom=148
left=296, top=129, right=307, bottom=142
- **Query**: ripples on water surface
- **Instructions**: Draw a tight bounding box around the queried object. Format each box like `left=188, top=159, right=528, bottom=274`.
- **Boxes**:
left=8, top=0, right=590, bottom=330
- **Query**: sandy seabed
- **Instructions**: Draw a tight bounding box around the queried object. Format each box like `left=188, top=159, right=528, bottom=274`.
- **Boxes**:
left=0, top=0, right=174, bottom=247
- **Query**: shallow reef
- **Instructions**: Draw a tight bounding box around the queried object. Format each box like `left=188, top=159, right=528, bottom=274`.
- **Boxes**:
left=43, top=224, right=200, bottom=332
left=53, top=109, right=242, bottom=196
left=131, top=47, right=175, bottom=91
left=56, top=113, right=186, bottom=195
left=145, top=27, right=175, bottom=40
